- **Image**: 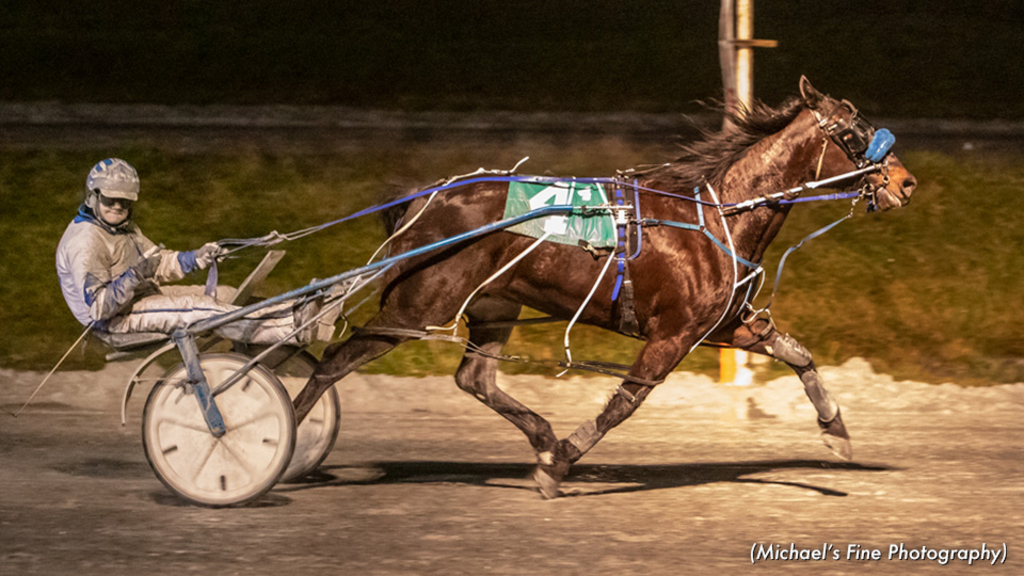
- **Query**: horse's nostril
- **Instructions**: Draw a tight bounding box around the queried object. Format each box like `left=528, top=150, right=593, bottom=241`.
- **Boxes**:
left=903, top=176, right=917, bottom=192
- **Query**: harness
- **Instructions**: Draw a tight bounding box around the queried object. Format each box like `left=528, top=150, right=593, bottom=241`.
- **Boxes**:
left=194, top=108, right=898, bottom=390
left=25, top=107, right=900, bottom=423
left=609, top=178, right=642, bottom=335
left=813, top=99, right=895, bottom=212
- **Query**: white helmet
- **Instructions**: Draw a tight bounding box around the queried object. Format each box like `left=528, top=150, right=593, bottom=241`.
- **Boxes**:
left=86, top=158, right=140, bottom=201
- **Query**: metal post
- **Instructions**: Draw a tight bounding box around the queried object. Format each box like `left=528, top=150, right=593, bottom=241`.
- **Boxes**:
left=172, top=329, right=226, bottom=437
left=718, top=0, right=775, bottom=386
left=718, top=0, right=737, bottom=126
left=719, top=0, right=777, bottom=127
left=736, top=0, right=754, bottom=109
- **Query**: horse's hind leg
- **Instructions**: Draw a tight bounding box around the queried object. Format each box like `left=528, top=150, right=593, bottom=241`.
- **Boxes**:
left=730, top=318, right=852, bottom=460
left=455, top=298, right=562, bottom=493
left=293, top=326, right=406, bottom=424
left=295, top=248, right=500, bottom=423
left=544, top=336, right=692, bottom=498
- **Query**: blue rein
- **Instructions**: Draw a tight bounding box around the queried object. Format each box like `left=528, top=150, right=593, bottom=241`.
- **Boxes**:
left=214, top=138, right=896, bottom=308
left=217, top=125, right=895, bottom=257
left=641, top=187, right=760, bottom=270
left=218, top=168, right=879, bottom=256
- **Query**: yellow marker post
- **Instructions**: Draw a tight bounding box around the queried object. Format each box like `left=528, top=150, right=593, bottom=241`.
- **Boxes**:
left=719, top=348, right=737, bottom=383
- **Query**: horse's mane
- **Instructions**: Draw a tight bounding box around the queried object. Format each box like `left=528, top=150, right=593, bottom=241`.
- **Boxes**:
left=651, top=97, right=806, bottom=187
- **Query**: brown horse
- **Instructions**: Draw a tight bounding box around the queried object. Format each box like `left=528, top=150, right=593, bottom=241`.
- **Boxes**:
left=292, top=77, right=917, bottom=498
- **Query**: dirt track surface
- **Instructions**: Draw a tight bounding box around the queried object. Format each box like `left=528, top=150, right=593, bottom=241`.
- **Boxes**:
left=1, top=359, right=1022, bottom=575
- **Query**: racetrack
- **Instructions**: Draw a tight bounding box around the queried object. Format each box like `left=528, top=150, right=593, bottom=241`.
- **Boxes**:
left=2, top=360, right=1021, bottom=575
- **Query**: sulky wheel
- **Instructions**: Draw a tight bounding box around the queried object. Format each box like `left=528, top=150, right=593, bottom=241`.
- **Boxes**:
left=255, top=347, right=341, bottom=482
left=142, top=353, right=296, bottom=507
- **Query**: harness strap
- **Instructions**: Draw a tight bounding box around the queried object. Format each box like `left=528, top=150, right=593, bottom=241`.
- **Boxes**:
left=643, top=219, right=760, bottom=270
left=611, top=179, right=628, bottom=301
left=815, top=138, right=829, bottom=180
left=473, top=316, right=563, bottom=329
left=629, top=178, right=643, bottom=259
left=615, top=261, right=640, bottom=337
left=609, top=178, right=641, bottom=336
left=352, top=326, right=663, bottom=387
left=762, top=213, right=852, bottom=311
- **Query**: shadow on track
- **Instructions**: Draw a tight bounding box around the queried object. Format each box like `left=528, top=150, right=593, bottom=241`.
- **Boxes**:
left=277, top=460, right=893, bottom=498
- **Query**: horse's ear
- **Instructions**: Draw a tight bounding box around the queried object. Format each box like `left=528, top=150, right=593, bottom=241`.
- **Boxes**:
left=799, top=75, right=826, bottom=109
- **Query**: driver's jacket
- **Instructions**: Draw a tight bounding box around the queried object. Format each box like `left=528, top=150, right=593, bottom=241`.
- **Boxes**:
left=56, top=206, right=190, bottom=328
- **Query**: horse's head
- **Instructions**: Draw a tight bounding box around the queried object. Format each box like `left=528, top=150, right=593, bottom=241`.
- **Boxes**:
left=799, top=76, right=917, bottom=211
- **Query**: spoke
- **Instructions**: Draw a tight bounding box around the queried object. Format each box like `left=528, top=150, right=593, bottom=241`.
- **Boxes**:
left=190, top=437, right=221, bottom=484
left=218, top=437, right=257, bottom=478
left=227, top=410, right=282, bottom=431
left=156, top=417, right=212, bottom=434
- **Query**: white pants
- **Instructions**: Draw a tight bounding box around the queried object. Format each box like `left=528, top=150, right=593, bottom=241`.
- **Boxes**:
left=105, top=285, right=305, bottom=345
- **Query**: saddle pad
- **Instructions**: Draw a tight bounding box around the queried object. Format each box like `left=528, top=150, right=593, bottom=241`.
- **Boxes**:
left=502, top=180, right=616, bottom=248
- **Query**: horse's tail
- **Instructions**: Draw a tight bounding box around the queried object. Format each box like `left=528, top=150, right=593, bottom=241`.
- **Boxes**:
left=378, top=181, right=418, bottom=235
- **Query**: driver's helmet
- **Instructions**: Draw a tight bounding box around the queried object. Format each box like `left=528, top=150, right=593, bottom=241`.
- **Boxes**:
left=86, top=158, right=140, bottom=201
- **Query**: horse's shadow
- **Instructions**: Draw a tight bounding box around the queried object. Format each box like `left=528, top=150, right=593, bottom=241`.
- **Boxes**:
left=278, top=459, right=892, bottom=498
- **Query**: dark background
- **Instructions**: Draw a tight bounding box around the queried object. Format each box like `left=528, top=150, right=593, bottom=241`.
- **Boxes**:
left=3, top=0, right=1022, bottom=118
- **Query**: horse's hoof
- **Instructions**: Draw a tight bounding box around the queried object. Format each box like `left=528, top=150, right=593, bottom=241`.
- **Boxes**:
left=532, top=448, right=571, bottom=499
left=818, top=409, right=853, bottom=461
left=532, top=467, right=562, bottom=500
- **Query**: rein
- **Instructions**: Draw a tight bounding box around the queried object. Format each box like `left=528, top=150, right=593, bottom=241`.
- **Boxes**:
left=198, top=120, right=896, bottom=385
left=213, top=105, right=898, bottom=258
left=214, top=168, right=883, bottom=258
left=721, top=164, right=881, bottom=216
left=351, top=325, right=665, bottom=387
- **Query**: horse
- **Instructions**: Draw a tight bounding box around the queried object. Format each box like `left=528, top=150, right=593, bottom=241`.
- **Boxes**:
left=291, top=77, right=918, bottom=498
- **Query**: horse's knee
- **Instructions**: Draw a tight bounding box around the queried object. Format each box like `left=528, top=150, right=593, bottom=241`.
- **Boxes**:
left=765, top=331, right=813, bottom=368
left=731, top=318, right=773, bottom=349
left=454, top=360, right=474, bottom=393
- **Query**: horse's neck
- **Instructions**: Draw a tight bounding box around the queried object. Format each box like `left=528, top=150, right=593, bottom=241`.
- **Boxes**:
left=724, top=109, right=823, bottom=202
left=719, top=110, right=824, bottom=264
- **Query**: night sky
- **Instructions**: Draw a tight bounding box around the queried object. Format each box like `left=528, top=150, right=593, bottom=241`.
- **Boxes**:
left=2, top=1, right=1022, bottom=118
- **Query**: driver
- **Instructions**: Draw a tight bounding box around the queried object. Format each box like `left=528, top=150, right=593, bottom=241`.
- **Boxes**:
left=56, top=158, right=334, bottom=345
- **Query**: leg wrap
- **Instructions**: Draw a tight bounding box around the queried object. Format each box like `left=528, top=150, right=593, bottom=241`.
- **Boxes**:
left=566, top=419, right=604, bottom=457
left=767, top=332, right=813, bottom=368
left=798, top=368, right=839, bottom=423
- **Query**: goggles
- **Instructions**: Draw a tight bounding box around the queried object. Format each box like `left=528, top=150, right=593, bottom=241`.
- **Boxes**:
left=98, top=194, right=134, bottom=210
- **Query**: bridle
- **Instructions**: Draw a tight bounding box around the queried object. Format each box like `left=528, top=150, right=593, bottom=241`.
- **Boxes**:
left=812, top=99, right=896, bottom=210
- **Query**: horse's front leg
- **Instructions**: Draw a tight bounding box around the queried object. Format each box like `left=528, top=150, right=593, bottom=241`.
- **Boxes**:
left=538, top=336, right=691, bottom=498
left=732, top=318, right=852, bottom=460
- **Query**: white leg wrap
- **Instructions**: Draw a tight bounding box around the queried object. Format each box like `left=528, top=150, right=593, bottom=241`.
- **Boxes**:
left=566, top=419, right=603, bottom=456
left=769, top=332, right=813, bottom=367
left=800, top=370, right=839, bottom=422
